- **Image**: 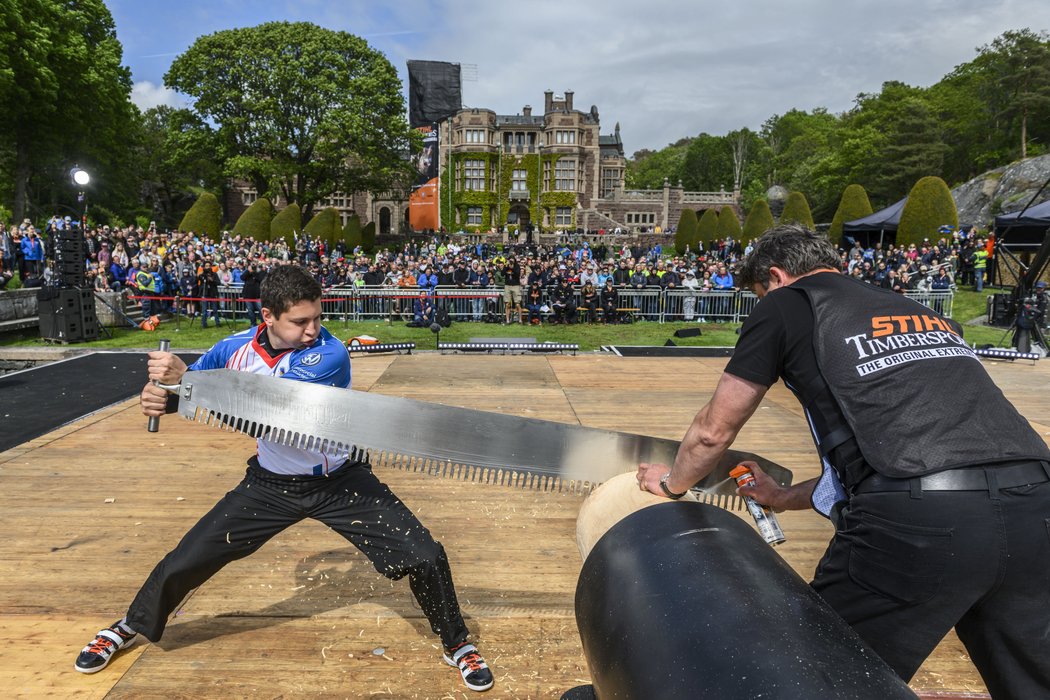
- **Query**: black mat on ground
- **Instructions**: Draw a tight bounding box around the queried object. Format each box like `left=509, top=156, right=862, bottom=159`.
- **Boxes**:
left=0, top=351, right=201, bottom=453
left=607, top=345, right=735, bottom=357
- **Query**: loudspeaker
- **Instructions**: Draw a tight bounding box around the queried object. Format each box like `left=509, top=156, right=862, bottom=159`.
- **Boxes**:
left=37, top=288, right=97, bottom=342
left=988, top=293, right=1015, bottom=327
left=674, top=327, right=702, bottom=338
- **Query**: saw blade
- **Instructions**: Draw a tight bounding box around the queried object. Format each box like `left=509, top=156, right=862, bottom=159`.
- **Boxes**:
left=176, top=369, right=792, bottom=501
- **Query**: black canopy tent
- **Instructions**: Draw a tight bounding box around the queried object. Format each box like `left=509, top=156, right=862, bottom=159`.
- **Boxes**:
left=994, top=198, right=1050, bottom=248
left=841, top=197, right=907, bottom=248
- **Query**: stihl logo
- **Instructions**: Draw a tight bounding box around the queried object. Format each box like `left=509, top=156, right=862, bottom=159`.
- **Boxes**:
left=870, top=315, right=959, bottom=338
left=842, top=313, right=976, bottom=376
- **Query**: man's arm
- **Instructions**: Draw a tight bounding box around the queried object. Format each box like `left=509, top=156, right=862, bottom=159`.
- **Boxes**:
left=637, top=371, right=767, bottom=496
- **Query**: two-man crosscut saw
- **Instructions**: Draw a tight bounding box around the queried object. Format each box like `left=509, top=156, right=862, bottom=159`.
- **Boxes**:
left=165, top=369, right=793, bottom=510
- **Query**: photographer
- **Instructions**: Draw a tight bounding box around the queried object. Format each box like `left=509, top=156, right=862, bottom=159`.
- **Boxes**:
left=241, top=263, right=265, bottom=327
left=197, top=262, right=221, bottom=328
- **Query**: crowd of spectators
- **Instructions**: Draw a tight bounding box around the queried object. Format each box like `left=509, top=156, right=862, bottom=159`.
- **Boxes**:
left=0, top=215, right=983, bottom=327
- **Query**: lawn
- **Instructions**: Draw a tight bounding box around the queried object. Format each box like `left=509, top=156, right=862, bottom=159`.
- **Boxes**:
left=0, top=287, right=1018, bottom=352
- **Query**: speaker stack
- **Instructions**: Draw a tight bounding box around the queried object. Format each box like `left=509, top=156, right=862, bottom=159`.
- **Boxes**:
left=38, top=230, right=98, bottom=342
left=53, top=230, right=86, bottom=287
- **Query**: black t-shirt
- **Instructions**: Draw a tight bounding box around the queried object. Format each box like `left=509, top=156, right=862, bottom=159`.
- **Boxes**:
left=726, top=286, right=869, bottom=485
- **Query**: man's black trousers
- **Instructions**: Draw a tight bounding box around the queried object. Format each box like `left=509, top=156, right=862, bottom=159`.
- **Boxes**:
left=812, top=474, right=1050, bottom=699
left=127, top=458, right=470, bottom=649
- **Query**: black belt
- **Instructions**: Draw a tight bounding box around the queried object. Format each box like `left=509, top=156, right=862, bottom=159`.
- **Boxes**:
left=854, top=460, right=1050, bottom=494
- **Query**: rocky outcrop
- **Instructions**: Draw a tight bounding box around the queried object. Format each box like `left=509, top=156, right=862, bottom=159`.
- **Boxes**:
left=952, top=154, right=1050, bottom=227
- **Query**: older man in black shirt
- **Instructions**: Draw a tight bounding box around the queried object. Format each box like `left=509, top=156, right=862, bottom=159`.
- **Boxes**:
left=637, top=224, right=1050, bottom=698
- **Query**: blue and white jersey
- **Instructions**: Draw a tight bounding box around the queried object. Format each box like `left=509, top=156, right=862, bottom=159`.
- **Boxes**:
left=188, top=324, right=352, bottom=475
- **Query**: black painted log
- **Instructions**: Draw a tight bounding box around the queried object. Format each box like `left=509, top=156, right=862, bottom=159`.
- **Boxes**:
left=572, top=502, right=916, bottom=699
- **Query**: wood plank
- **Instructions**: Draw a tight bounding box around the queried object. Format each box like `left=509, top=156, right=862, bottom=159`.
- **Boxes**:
left=5, top=353, right=1045, bottom=696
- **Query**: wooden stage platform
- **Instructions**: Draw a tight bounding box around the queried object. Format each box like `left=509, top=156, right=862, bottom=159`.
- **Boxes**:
left=4, top=353, right=1048, bottom=699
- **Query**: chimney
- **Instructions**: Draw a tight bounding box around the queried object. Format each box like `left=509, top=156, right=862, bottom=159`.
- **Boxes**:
left=523, top=105, right=532, bottom=118
left=564, top=90, right=574, bottom=111
left=544, top=90, right=554, bottom=114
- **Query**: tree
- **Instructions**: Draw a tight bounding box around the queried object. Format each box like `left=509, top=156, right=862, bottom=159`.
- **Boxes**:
left=674, top=209, right=698, bottom=255
left=270, top=203, right=301, bottom=245
left=232, top=198, right=272, bottom=241
left=975, top=29, right=1050, bottom=160
left=179, top=192, right=222, bottom=237
left=304, top=207, right=340, bottom=245
left=717, top=205, right=742, bottom=241
left=165, top=22, right=416, bottom=220
left=846, top=84, right=948, bottom=204
left=743, top=200, right=775, bottom=241
left=0, top=0, right=136, bottom=221
left=829, top=185, right=874, bottom=244
left=627, top=143, right=688, bottom=189
left=342, top=213, right=363, bottom=251
left=898, top=176, right=958, bottom=246
left=681, top=134, right=734, bottom=192
left=361, top=221, right=377, bottom=253
left=697, top=208, right=720, bottom=248
left=136, top=106, right=225, bottom=229
left=779, top=191, right=815, bottom=229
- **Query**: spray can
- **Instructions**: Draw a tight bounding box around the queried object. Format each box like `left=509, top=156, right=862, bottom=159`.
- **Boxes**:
left=729, top=465, right=786, bottom=546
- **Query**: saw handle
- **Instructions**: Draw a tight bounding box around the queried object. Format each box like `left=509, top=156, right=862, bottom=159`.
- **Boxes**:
left=147, top=338, right=172, bottom=433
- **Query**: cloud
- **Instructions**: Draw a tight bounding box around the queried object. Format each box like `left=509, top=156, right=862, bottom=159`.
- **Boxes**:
left=130, top=81, right=186, bottom=111
left=114, top=0, right=1050, bottom=153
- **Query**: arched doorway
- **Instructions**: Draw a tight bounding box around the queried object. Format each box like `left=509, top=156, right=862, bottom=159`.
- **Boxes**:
left=379, top=207, right=391, bottom=234
left=508, top=204, right=530, bottom=231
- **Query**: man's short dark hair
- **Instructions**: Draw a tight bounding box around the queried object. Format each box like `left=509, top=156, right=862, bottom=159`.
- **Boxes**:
left=738, top=224, right=840, bottom=289
left=261, top=264, right=322, bottom=317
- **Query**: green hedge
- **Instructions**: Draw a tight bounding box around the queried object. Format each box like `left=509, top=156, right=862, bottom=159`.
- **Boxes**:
left=697, top=208, right=719, bottom=248
left=271, top=203, right=302, bottom=246
left=304, top=207, right=341, bottom=246
left=829, top=185, right=873, bottom=244
left=675, top=209, right=698, bottom=254
left=898, top=176, right=957, bottom=247
left=232, top=198, right=272, bottom=241
left=178, top=192, right=222, bottom=237
left=779, top=191, right=815, bottom=229
left=342, top=213, right=363, bottom=251
left=716, top=205, right=741, bottom=240
left=742, top=199, right=775, bottom=241
left=361, top=221, right=376, bottom=252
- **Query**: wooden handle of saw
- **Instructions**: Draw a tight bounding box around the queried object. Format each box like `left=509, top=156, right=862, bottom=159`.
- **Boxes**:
left=147, top=338, right=171, bottom=433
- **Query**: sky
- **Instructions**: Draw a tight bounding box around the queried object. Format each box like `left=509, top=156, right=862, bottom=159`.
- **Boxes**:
left=110, top=0, right=1050, bottom=157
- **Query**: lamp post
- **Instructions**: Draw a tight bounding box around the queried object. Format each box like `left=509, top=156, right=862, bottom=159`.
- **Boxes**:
left=70, top=166, right=91, bottom=229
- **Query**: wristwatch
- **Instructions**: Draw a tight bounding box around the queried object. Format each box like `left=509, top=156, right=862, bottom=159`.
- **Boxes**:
left=659, top=471, right=688, bottom=500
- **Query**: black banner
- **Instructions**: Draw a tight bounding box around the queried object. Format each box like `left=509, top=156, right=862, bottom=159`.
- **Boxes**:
left=407, top=60, right=461, bottom=128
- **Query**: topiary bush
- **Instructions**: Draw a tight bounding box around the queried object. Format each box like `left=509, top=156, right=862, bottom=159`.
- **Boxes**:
left=898, top=176, right=958, bottom=247
left=742, top=199, right=775, bottom=241
left=271, top=203, right=302, bottom=246
left=232, top=198, right=273, bottom=241
left=829, top=185, right=873, bottom=245
left=178, top=192, right=222, bottom=237
left=674, top=209, right=698, bottom=255
left=304, top=207, right=340, bottom=247
left=697, top=208, right=719, bottom=249
left=361, top=220, right=376, bottom=253
left=779, top=191, right=815, bottom=229
left=716, top=205, right=741, bottom=241
left=342, top=213, right=363, bottom=251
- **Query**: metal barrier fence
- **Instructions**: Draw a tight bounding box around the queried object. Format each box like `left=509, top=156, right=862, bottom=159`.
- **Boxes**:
left=215, top=285, right=954, bottom=324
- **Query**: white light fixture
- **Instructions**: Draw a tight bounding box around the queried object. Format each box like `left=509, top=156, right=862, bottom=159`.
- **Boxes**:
left=70, top=167, right=91, bottom=186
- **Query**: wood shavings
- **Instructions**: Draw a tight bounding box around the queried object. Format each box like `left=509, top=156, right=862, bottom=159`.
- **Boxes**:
left=225, top=532, right=231, bottom=544
left=176, top=497, right=185, bottom=501
left=103, top=498, right=115, bottom=503
left=321, top=644, right=332, bottom=659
